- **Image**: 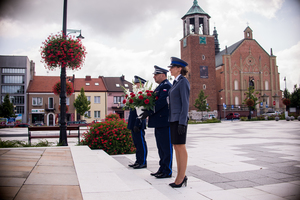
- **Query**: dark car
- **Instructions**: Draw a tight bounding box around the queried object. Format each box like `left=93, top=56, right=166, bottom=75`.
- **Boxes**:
left=67, top=120, right=89, bottom=126
left=225, top=113, right=240, bottom=120
left=14, top=123, right=30, bottom=127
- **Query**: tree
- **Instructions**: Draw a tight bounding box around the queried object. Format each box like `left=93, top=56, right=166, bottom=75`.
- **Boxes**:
left=283, top=88, right=291, bottom=99
left=290, top=84, right=300, bottom=108
left=243, top=86, right=260, bottom=110
left=0, top=94, right=16, bottom=118
left=194, top=90, right=210, bottom=119
left=73, top=88, right=91, bottom=120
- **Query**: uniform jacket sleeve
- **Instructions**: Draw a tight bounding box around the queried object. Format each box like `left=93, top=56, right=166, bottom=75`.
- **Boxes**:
left=179, top=78, right=190, bottom=125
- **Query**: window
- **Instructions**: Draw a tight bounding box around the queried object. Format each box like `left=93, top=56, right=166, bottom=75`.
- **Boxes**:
left=11, top=96, right=24, bottom=104
left=86, top=83, right=90, bottom=85
left=94, top=111, right=100, bottom=118
left=116, top=84, right=120, bottom=87
left=234, top=80, right=238, bottom=90
left=86, top=96, right=91, bottom=103
left=85, top=111, right=91, bottom=118
left=265, top=80, right=269, bottom=90
left=2, top=68, right=25, bottom=74
left=16, top=106, right=24, bottom=114
left=203, top=84, right=206, bottom=90
left=124, top=84, right=129, bottom=87
left=114, top=96, right=124, bottom=104
left=95, top=83, right=99, bottom=85
left=1, top=85, right=24, bottom=94
left=32, top=97, right=43, bottom=106
left=2, top=76, right=24, bottom=84
left=48, top=97, right=54, bottom=109
left=94, top=96, right=100, bottom=104
left=235, top=96, right=239, bottom=106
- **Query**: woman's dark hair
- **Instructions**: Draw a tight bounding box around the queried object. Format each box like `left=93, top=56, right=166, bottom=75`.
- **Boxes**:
left=172, top=65, right=188, bottom=76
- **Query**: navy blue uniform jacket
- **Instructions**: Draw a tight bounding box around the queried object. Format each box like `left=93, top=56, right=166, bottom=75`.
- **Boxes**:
left=148, top=79, right=172, bottom=128
left=127, top=109, right=146, bottom=130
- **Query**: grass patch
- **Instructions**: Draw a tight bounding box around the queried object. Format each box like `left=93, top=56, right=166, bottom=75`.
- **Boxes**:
left=0, top=139, right=52, bottom=148
left=189, top=118, right=221, bottom=124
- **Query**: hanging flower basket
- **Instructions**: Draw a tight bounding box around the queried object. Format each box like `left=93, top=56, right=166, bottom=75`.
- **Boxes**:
left=52, top=81, right=74, bottom=96
left=282, top=98, right=290, bottom=106
left=40, top=32, right=87, bottom=70
left=246, top=99, right=254, bottom=107
left=59, top=105, right=69, bottom=113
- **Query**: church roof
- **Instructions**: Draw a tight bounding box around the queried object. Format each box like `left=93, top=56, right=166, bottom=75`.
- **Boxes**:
left=182, top=0, right=210, bottom=19
left=215, top=39, right=244, bottom=67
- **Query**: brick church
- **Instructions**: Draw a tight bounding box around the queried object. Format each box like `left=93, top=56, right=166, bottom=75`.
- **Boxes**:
left=181, top=0, right=282, bottom=117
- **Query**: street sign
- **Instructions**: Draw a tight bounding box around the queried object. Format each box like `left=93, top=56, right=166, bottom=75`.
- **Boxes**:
left=231, top=105, right=234, bottom=109
left=266, top=104, right=268, bottom=108
left=223, top=104, right=227, bottom=109
left=260, top=102, right=263, bottom=106
left=273, top=101, right=276, bottom=106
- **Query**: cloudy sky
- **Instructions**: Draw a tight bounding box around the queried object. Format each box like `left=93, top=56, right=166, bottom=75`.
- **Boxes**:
left=0, top=0, right=299, bottom=92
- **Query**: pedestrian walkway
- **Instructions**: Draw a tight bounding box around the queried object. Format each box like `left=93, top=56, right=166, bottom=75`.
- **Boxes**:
left=0, top=120, right=299, bottom=200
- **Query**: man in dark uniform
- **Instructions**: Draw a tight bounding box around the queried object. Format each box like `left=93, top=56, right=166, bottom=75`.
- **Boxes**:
left=140, top=66, right=173, bottom=178
left=127, top=76, right=147, bottom=169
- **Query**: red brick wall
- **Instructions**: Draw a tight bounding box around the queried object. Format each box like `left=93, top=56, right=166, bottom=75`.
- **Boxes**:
left=181, top=35, right=218, bottom=111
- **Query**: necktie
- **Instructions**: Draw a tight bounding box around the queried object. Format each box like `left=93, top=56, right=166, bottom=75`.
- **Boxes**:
left=173, top=80, right=177, bottom=85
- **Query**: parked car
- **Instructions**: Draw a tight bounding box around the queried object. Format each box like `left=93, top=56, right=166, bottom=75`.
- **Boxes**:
left=67, top=120, right=90, bottom=126
left=225, top=113, right=240, bottom=120
left=34, top=122, right=44, bottom=126
left=262, top=111, right=281, bottom=116
left=202, top=114, right=216, bottom=120
left=14, top=123, right=30, bottom=127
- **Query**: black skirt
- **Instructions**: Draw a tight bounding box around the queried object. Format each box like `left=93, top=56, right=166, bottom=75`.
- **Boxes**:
left=170, top=121, right=187, bottom=144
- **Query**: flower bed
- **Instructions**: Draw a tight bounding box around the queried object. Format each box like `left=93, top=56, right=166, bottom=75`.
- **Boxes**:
left=80, top=113, right=135, bottom=155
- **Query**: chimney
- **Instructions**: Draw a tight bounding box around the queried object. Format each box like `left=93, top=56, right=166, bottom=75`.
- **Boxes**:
left=85, top=75, right=91, bottom=81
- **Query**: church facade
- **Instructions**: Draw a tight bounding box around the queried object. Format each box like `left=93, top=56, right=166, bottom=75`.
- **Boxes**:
left=180, top=0, right=282, bottom=117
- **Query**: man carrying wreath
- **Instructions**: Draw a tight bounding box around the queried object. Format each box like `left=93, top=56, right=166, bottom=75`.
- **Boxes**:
left=140, top=65, right=173, bottom=178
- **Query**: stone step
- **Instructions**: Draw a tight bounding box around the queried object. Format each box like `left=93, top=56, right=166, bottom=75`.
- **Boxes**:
left=70, top=146, right=169, bottom=200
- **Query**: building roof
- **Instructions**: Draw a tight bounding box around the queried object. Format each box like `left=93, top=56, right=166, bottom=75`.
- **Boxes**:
left=74, top=76, right=107, bottom=92
left=215, top=39, right=244, bottom=67
left=27, top=76, right=64, bottom=93
left=182, top=0, right=210, bottom=19
left=102, top=76, right=132, bottom=92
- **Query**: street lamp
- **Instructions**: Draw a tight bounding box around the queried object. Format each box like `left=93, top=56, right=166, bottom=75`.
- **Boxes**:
left=67, top=29, right=85, bottom=39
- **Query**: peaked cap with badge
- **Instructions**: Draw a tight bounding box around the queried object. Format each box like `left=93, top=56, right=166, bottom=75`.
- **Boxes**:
left=133, top=75, right=147, bottom=84
left=153, top=65, right=169, bottom=75
left=168, top=57, right=188, bottom=68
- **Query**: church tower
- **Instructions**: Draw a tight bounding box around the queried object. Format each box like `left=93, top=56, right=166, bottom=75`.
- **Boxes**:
left=181, top=0, right=218, bottom=111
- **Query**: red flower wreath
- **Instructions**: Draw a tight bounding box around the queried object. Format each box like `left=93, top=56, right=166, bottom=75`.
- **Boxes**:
left=52, top=81, right=74, bottom=96
left=246, top=99, right=254, bottom=107
left=282, top=98, right=290, bottom=106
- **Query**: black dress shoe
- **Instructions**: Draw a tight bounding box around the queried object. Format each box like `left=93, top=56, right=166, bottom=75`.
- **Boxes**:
left=128, top=163, right=138, bottom=167
left=155, top=173, right=172, bottom=178
left=150, top=170, right=162, bottom=176
left=133, top=164, right=147, bottom=169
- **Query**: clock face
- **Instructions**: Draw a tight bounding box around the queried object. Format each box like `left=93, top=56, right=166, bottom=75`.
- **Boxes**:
left=199, top=36, right=206, bottom=44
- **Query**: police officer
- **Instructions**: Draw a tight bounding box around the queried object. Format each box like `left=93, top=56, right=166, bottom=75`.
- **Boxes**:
left=127, top=76, right=147, bottom=169
left=140, top=66, right=173, bottom=178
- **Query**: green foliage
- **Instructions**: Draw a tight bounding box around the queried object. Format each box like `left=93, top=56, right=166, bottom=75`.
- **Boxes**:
left=0, top=94, right=16, bottom=119
left=283, top=88, right=290, bottom=99
left=194, top=90, right=210, bottom=111
left=73, top=87, right=91, bottom=118
left=290, top=84, right=300, bottom=108
left=243, top=86, right=260, bottom=110
left=188, top=118, right=221, bottom=124
left=0, top=139, right=52, bottom=148
left=80, top=113, right=135, bottom=155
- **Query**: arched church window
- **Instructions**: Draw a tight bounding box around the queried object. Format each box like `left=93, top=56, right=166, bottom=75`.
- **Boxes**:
left=265, top=80, right=269, bottom=90
left=234, top=80, right=238, bottom=90
left=235, top=96, right=239, bottom=106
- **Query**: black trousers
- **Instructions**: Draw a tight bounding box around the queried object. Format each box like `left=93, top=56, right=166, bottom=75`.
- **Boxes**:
left=131, top=129, right=147, bottom=165
left=154, top=126, right=173, bottom=175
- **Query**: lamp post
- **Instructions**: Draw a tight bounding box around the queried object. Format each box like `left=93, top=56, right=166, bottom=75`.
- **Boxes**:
left=59, top=0, right=68, bottom=146
left=67, top=29, right=85, bottom=39
left=248, top=76, right=254, bottom=120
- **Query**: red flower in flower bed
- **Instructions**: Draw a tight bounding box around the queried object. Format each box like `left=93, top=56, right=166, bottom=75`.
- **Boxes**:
left=282, top=98, right=290, bottom=106
left=52, top=81, right=74, bottom=96
left=80, top=113, right=135, bottom=155
left=40, top=32, right=87, bottom=70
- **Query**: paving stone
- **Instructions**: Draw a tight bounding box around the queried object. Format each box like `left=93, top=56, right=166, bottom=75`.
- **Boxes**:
left=14, top=185, right=82, bottom=200
left=219, top=171, right=265, bottom=181
left=0, top=186, right=20, bottom=200
left=227, top=180, right=259, bottom=188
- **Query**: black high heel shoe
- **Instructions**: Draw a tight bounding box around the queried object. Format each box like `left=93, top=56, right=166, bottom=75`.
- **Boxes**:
left=169, top=176, right=188, bottom=188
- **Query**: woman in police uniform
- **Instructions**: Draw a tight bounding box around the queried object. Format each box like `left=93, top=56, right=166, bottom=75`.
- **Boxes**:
left=168, top=57, right=190, bottom=188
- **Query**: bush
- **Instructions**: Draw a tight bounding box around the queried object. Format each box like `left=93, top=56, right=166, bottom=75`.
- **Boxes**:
left=80, top=113, right=135, bottom=155
left=0, top=139, right=52, bottom=148
left=257, top=116, right=265, bottom=120
left=240, top=117, right=247, bottom=121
